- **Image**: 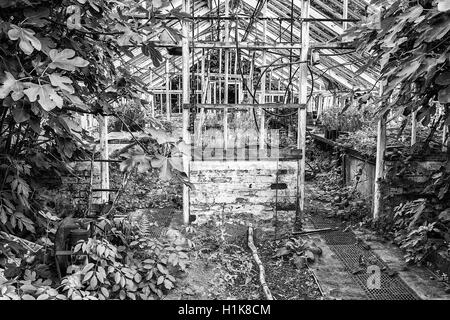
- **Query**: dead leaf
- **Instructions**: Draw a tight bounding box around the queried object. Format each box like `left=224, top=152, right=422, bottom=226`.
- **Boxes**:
left=272, top=247, right=291, bottom=259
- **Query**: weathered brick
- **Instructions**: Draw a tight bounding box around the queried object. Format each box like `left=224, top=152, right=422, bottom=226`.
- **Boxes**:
left=190, top=160, right=298, bottom=222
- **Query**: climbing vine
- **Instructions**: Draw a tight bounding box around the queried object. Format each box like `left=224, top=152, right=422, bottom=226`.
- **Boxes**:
left=344, top=0, right=450, bottom=125
left=0, top=0, right=192, bottom=235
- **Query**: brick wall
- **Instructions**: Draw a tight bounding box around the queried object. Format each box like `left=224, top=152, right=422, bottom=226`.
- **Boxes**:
left=189, top=160, right=299, bottom=224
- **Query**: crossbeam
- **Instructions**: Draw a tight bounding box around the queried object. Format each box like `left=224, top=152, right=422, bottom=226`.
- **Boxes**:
left=131, top=15, right=359, bottom=23
left=183, top=103, right=306, bottom=109
left=150, top=41, right=353, bottom=50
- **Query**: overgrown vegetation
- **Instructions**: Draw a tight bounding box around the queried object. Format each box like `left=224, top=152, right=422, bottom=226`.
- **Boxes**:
left=0, top=0, right=193, bottom=300
left=343, top=0, right=450, bottom=267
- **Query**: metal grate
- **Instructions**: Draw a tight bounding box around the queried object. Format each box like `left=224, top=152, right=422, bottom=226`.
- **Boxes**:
left=332, top=244, right=419, bottom=300
left=309, top=215, right=336, bottom=229
left=309, top=215, right=356, bottom=244
left=309, top=214, right=419, bottom=300
left=321, top=231, right=357, bottom=245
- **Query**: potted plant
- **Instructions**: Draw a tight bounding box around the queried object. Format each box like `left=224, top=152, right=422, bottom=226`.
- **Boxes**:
left=320, top=104, right=373, bottom=140
left=321, top=105, right=341, bottom=140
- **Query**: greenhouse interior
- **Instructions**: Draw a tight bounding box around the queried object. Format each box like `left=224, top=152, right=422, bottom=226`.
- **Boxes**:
left=0, top=0, right=450, bottom=302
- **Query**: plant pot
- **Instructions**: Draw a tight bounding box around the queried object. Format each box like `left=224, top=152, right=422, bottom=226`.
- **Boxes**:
left=325, top=129, right=339, bottom=141
left=69, top=229, right=90, bottom=247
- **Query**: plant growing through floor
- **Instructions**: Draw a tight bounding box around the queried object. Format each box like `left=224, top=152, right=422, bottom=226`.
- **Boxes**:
left=366, top=198, right=449, bottom=264
left=62, top=226, right=190, bottom=300
left=1, top=213, right=192, bottom=300
left=0, top=269, right=67, bottom=300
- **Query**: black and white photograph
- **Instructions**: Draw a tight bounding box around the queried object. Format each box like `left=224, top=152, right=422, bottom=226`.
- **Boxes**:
left=0, top=0, right=449, bottom=310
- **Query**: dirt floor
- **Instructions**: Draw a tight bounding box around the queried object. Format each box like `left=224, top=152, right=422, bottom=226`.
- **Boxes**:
left=164, top=219, right=322, bottom=300
left=111, top=163, right=449, bottom=300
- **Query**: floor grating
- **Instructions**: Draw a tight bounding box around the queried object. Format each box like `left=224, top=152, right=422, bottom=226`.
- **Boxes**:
left=309, top=214, right=419, bottom=300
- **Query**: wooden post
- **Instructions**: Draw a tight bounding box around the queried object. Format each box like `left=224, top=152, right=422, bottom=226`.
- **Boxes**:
left=234, top=51, right=237, bottom=75
left=411, top=111, right=417, bottom=146
left=268, top=67, right=272, bottom=92
left=444, top=104, right=449, bottom=153
left=166, top=59, right=171, bottom=121
left=224, top=0, right=229, bottom=151
left=297, top=0, right=310, bottom=220
left=98, top=115, right=109, bottom=203
left=182, top=0, right=191, bottom=225
left=373, top=85, right=386, bottom=220
left=197, top=49, right=207, bottom=151
left=259, top=1, right=267, bottom=151
left=207, top=75, right=212, bottom=104
left=238, top=76, right=243, bottom=103
left=149, top=71, right=155, bottom=118
left=249, top=55, right=254, bottom=96
left=151, top=94, right=155, bottom=118
left=443, top=125, right=448, bottom=153
left=343, top=0, right=349, bottom=30
left=219, top=49, right=222, bottom=104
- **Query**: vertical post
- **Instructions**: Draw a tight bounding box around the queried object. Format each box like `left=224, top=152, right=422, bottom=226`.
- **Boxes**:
left=149, top=71, right=155, bottom=118
left=268, top=68, right=272, bottom=93
left=207, top=72, right=212, bottom=104
left=297, top=0, right=310, bottom=221
left=198, top=49, right=206, bottom=150
left=224, top=0, right=229, bottom=151
left=238, top=77, right=243, bottom=102
left=343, top=0, right=349, bottom=30
left=373, top=85, right=386, bottom=220
left=182, top=0, right=191, bottom=225
left=319, top=95, right=324, bottom=118
left=166, top=59, right=170, bottom=121
left=249, top=55, right=254, bottom=96
left=151, top=94, right=155, bottom=118
left=443, top=125, right=448, bottom=153
left=219, top=49, right=222, bottom=104
left=411, top=111, right=417, bottom=146
left=98, top=115, right=109, bottom=203
left=259, top=1, right=267, bottom=151
left=443, top=104, right=449, bottom=153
